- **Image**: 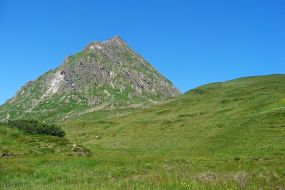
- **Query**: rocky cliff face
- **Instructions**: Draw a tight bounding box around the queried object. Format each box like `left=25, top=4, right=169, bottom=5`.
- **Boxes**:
left=0, top=36, right=180, bottom=122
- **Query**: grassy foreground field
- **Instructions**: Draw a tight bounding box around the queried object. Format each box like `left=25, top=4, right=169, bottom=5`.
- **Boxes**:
left=1, top=74, right=285, bottom=189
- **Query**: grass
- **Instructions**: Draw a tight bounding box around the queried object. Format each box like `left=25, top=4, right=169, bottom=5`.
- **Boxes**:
left=1, top=74, right=285, bottom=189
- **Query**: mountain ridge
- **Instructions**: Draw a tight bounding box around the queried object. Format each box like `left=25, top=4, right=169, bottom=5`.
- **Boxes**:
left=0, top=36, right=180, bottom=122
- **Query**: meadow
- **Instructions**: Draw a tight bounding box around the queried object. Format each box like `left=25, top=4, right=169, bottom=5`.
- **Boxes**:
left=1, top=75, right=285, bottom=189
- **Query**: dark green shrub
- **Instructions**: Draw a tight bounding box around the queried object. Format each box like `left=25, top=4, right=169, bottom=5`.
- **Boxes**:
left=7, top=119, right=65, bottom=137
left=234, top=157, right=241, bottom=161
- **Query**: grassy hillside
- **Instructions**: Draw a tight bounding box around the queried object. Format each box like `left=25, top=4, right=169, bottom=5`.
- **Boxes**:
left=0, top=123, right=91, bottom=189
left=63, top=74, right=285, bottom=189
left=1, top=74, right=285, bottom=189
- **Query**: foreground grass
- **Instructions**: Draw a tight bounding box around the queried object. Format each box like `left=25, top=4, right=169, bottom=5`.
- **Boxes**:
left=1, top=148, right=285, bottom=189
left=1, top=74, right=285, bottom=189
left=3, top=150, right=285, bottom=189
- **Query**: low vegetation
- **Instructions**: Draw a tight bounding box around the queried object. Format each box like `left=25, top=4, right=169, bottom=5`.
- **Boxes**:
left=7, top=119, right=65, bottom=137
left=1, top=75, right=285, bottom=189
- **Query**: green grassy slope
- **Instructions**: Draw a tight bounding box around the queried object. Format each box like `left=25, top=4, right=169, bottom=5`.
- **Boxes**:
left=0, top=123, right=69, bottom=156
left=65, top=74, right=285, bottom=156
left=1, top=74, right=285, bottom=189
left=0, top=123, right=92, bottom=189
left=63, top=74, right=285, bottom=189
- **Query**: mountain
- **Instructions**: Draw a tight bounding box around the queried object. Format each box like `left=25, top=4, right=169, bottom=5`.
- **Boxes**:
left=0, top=36, right=180, bottom=122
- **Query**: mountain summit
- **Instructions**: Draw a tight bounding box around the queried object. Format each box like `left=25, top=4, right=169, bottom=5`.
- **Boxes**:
left=0, top=36, right=180, bottom=122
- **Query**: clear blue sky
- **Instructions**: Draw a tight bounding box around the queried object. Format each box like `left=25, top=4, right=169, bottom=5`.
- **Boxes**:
left=0, top=0, right=285, bottom=104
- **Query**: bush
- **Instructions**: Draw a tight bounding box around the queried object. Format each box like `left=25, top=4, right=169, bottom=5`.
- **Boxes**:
left=234, top=157, right=241, bottom=161
left=7, top=119, right=65, bottom=137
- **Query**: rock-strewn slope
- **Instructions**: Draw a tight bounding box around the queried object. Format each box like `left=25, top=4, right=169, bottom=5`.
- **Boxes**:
left=0, top=36, right=180, bottom=122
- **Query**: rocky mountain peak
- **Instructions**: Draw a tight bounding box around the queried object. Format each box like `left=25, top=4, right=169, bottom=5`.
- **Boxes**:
left=0, top=37, right=181, bottom=122
left=106, top=35, right=125, bottom=45
left=86, top=36, right=126, bottom=52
